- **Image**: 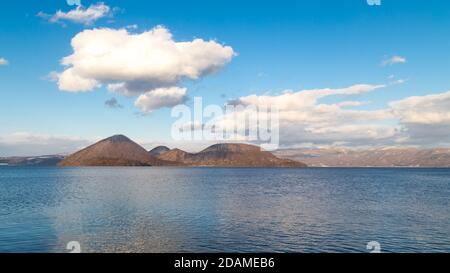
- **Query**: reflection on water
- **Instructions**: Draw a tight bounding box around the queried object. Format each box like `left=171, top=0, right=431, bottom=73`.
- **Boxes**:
left=0, top=167, right=449, bottom=253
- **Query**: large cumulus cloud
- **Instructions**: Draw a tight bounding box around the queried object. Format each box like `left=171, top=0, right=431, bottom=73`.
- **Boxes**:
left=55, top=26, right=235, bottom=111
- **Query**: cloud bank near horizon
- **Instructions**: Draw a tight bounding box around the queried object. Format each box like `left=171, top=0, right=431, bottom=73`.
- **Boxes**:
left=4, top=81, right=450, bottom=156
left=0, top=133, right=95, bottom=157
left=219, top=83, right=450, bottom=148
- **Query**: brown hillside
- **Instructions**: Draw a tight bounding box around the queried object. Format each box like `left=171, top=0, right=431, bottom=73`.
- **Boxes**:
left=157, top=143, right=307, bottom=168
left=149, top=146, right=171, bottom=157
left=59, top=135, right=170, bottom=167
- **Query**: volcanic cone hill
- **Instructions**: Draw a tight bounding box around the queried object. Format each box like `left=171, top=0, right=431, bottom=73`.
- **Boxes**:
left=59, top=135, right=171, bottom=167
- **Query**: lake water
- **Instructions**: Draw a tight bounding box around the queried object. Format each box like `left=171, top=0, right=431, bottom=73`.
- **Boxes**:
left=0, top=167, right=448, bottom=253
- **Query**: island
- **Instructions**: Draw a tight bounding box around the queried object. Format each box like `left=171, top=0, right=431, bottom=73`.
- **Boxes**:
left=58, top=135, right=307, bottom=168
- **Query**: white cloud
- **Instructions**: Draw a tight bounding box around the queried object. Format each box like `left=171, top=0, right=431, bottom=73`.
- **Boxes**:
left=0, top=133, right=95, bottom=157
left=391, top=90, right=450, bottom=125
left=39, top=2, right=111, bottom=25
left=0, top=57, right=8, bottom=66
left=66, top=0, right=81, bottom=6
left=223, top=84, right=399, bottom=147
left=58, top=26, right=235, bottom=94
left=392, top=78, right=407, bottom=85
left=126, top=24, right=138, bottom=30
left=335, top=101, right=370, bottom=107
left=135, top=87, right=187, bottom=113
left=4, top=88, right=450, bottom=155
left=225, top=84, right=450, bottom=148
left=55, top=25, right=234, bottom=111
left=389, top=90, right=450, bottom=146
left=382, top=55, right=407, bottom=66
left=236, top=84, right=385, bottom=111
left=58, top=68, right=100, bottom=92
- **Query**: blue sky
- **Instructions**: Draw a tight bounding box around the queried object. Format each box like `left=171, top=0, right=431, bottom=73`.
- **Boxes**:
left=1, top=0, right=450, bottom=156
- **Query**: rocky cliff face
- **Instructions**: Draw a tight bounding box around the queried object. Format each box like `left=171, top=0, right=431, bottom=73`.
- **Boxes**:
left=59, top=135, right=169, bottom=167
left=156, top=143, right=307, bottom=167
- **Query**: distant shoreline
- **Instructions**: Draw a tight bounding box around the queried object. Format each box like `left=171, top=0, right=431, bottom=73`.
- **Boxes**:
left=2, top=165, right=450, bottom=169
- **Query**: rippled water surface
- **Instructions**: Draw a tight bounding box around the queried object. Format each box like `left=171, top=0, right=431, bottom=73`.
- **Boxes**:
left=0, top=167, right=449, bottom=253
